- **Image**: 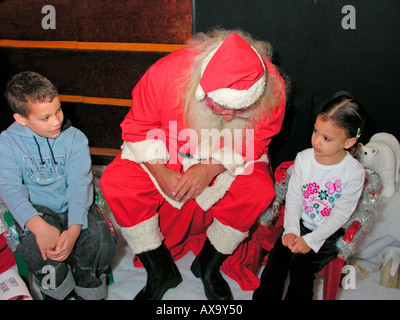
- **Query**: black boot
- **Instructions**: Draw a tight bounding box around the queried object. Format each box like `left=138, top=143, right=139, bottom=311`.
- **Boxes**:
left=134, top=243, right=182, bottom=300
left=190, top=238, right=233, bottom=300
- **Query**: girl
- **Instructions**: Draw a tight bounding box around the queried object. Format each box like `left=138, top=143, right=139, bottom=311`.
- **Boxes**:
left=253, top=92, right=366, bottom=300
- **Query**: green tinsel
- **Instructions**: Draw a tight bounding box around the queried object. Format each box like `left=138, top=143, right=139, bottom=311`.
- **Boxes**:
left=0, top=200, right=20, bottom=252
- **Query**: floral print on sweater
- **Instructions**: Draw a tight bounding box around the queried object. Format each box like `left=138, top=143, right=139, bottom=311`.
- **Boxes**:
left=302, top=178, right=342, bottom=219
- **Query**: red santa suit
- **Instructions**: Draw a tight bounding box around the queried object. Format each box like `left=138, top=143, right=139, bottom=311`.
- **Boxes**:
left=100, top=33, right=286, bottom=290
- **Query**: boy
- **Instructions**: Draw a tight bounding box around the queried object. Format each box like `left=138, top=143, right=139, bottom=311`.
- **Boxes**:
left=0, top=71, right=118, bottom=300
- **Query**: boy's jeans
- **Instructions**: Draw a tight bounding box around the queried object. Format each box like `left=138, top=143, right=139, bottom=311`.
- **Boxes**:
left=15, top=204, right=118, bottom=300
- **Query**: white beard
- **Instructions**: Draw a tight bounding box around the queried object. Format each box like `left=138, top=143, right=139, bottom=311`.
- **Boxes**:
left=185, top=99, right=253, bottom=159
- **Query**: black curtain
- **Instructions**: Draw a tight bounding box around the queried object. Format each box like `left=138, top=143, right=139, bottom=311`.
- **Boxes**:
left=193, top=0, right=400, bottom=167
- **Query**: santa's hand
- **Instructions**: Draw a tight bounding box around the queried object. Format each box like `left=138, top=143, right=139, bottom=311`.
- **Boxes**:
left=173, top=161, right=226, bottom=203
left=143, top=161, right=182, bottom=199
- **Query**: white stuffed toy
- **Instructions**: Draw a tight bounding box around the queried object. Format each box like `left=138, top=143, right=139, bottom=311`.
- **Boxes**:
left=356, top=133, right=400, bottom=198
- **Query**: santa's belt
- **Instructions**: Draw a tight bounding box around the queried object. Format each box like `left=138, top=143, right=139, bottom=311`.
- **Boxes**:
left=178, top=151, right=194, bottom=160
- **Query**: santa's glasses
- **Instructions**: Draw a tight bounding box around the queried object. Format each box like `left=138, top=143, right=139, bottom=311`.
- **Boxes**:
left=206, top=97, right=254, bottom=119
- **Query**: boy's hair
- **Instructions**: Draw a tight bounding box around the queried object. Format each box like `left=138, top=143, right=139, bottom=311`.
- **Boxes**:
left=4, top=71, right=59, bottom=117
left=319, top=91, right=366, bottom=140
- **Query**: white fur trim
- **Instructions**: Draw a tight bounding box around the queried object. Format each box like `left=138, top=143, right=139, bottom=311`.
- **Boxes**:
left=207, top=74, right=266, bottom=109
left=195, top=171, right=236, bottom=211
left=137, top=147, right=269, bottom=212
left=180, top=152, right=237, bottom=211
left=206, top=218, right=249, bottom=254
left=121, top=215, right=164, bottom=254
left=121, top=140, right=170, bottom=163
left=211, top=146, right=245, bottom=176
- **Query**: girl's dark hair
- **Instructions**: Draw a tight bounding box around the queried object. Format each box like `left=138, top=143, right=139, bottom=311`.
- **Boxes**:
left=4, top=71, right=59, bottom=117
left=318, top=91, right=366, bottom=140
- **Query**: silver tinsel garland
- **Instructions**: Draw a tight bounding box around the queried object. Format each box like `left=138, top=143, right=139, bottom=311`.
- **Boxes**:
left=337, top=172, right=383, bottom=259
left=259, top=170, right=384, bottom=260
left=259, top=175, right=289, bottom=226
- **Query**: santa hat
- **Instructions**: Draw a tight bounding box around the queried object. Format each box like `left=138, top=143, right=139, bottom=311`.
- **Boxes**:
left=195, top=33, right=266, bottom=110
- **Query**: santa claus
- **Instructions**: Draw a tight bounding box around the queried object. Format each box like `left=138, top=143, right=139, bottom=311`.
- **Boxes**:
left=100, top=29, right=287, bottom=300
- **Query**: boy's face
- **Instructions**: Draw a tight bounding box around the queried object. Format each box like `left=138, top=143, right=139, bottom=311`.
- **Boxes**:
left=13, top=96, right=64, bottom=139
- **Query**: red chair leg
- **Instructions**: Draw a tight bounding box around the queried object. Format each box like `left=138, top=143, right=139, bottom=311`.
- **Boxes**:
left=322, top=257, right=345, bottom=300
left=252, top=240, right=263, bottom=274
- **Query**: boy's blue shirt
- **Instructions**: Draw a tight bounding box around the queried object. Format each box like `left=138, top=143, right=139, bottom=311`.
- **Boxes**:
left=0, top=120, right=93, bottom=230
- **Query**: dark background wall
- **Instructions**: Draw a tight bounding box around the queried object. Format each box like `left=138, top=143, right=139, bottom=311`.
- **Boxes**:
left=194, top=0, right=400, bottom=166
left=1, top=0, right=399, bottom=168
left=0, top=0, right=192, bottom=164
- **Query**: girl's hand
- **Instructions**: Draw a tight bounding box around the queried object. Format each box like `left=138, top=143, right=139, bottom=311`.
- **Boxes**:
left=290, top=236, right=311, bottom=254
left=282, top=233, right=297, bottom=249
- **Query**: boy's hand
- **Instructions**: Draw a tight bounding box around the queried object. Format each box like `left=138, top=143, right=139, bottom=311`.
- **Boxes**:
left=290, top=236, right=311, bottom=254
left=25, top=215, right=60, bottom=260
left=46, top=225, right=81, bottom=262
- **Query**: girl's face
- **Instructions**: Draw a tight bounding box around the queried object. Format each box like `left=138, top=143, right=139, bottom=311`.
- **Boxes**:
left=311, top=115, right=356, bottom=165
left=13, top=96, right=64, bottom=139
